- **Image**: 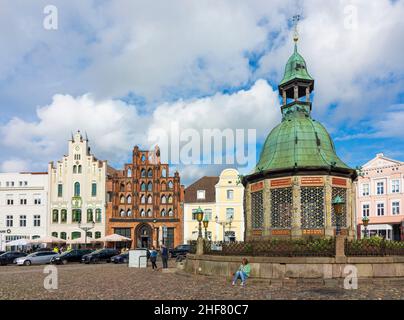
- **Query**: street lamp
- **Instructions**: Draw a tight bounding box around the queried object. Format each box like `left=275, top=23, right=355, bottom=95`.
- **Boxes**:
left=195, top=207, right=204, bottom=239
left=332, top=195, right=345, bottom=236
left=203, top=215, right=209, bottom=240
left=78, top=220, right=95, bottom=248
left=362, top=216, right=369, bottom=239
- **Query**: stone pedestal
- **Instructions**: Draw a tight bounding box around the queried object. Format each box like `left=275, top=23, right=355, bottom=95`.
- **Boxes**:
left=335, top=235, right=346, bottom=263
left=196, top=237, right=204, bottom=255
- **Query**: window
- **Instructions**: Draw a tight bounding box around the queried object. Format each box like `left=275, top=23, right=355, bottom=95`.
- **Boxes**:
left=72, top=209, right=81, bottom=223
left=120, top=209, right=125, bottom=217
left=161, top=182, right=166, bottom=191
left=6, top=215, right=13, bottom=227
left=141, top=183, right=146, bottom=191
left=19, top=215, right=27, bottom=227
left=147, top=182, right=153, bottom=191
left=20, top=197, right=27, bottom=205
left=87, top=209, right=93, bottom=222
left=147, top=209, right=152, bottom=217
left=227, top=190, right=234, bottom=200
left=78, top=165, right=82, bottom=174
left=120, top=195, right=125, bottom=204
left=161, top=209, right=166, bottom=217
left=127, top=195, right=132, bottom=204
left=34, top=195, right=41, bottom=205
left=192, top=209, right=198, bottom=221
left=168, top=209, right=173, bottom=217
left=168, top=195, right=173, bottom=204
left=114, top=228, right=131, bottom=239
left=141, top=169, right=146, bottom=177
left=376, top=182, right=384, bottom=195
left=140, top=209, right=146, bottom=217
left=147, top=195, right=152, bottom=204
left=147, top=169, right=153, bottom=178
left=127, top=209, right=132, bottom=217
left=33, top=215, right=40, bottom=227
left=127, top=168, right=132, bottom=177
left=95, top=231, right=101, bottom=239
left=140, top=195, right=145, bottom=204
left=73, top=165, right=77, bottom=174
left=58, top=184, right=63, bottom=197
left=392, top=201, right=400, bottom=215
left=60, top=232, right=67, bottom=240
left=96, top=208, right=102, bottom=222
left=74, top=182, right=80, bottom=197
left=161, top=168, right=167, bottom=177
left=91, top=183, right=97, bottom=197
left=61, top=209, right=67, bottom=223
left=391, top=180, right=400, bottom=193
left=6, top=198, right=13, bottom=205
left=226, top=208, right=234, bottom=221
left=204, top=208, right=212, bottom=220
left=377, top=203, right=385, bottom=216
left=161, top=195, right=167, bottom=204
left=168, top=181, right=173, bottom=189
left=362, top=204, right=370, bottom=217
left=197, top=190, right=205, bottom=200
left=52, top=232, right=58, bottom=238
left=71, top=232, right=81, bottom=240
left=52, top=209, right=59, bottom=223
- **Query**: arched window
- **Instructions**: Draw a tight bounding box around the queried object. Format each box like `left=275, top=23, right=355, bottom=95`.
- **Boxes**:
left=147, top=209, right=152, bottom=217
left=147, top=169, right=153, bottom=178
left=141, top=154, right=146, bottom=162
left=120, top=183, right=125, bottom=192
left=161, top=195, right=167, bottom=204
left=71, top=231, right=81, bottom=240
left=95, top=208, right=101, bottom=222
left=126, top=183, right=132, bottom=191
left=73, top=165, right=77, bottom=174
left=168, top=195, right=173, bottom=203
left=87, top=209, right=93, bottom=222
left=140, top=209, right=146, bottom=217
left=147, top=195, right=152, bottom=204
left=168, top=209, right=173, bottom=217
left=60, top=232, right=67, bottom=240
left=72, top=209, right=81, bottom=222
left=147, top=182, right=153, bottom=191
left=168, top=181, right=173, bottom=189
left=78, top=165, right=82, bottom=174
left=127, top=195, right=132, bottom=204
left=127, top=209, right=132, bottom=217
left=95, top=231, right=101, bottom=239
left=120, top=195, right=125, bottom=204
left=127, top=168, right=132, bottom=177
left=61, top=209, right=67, bottom=223
left=51, top=232, right=58, bottom=237
left=141, top=182, right=146, bottom=191
left=86, top=231, right=92, bottom=238
left=141, top=169, right=146, bottom=177
left=161, top=168, right=167, bottom=177
left=161, top=182, right=166, bottom=191
left=161, top=209, right=166, bottom=217
left=74, top=182, right=80, bottom=197
left=120, top=209, right=125, bottom=217
left=140, top=195, right=145, bottom=204
left=52, top=209, right=59, bottom=223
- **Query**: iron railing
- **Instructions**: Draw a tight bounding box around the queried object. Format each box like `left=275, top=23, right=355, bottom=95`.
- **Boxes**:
left=345, top=239, right=404, bottom=256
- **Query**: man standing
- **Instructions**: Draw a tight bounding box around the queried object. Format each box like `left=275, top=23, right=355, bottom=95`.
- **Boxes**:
left=161, top=244, right=168, bottom=269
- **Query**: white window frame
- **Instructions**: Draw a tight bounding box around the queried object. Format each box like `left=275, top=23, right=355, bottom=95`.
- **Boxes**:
left=392, top=200, right=400, bottom=215
left=376, top=181, right=384, bottom=195
left=362, top=203, right=370, bottom=217
left=227, top=189, right=234, bottom=200
left=361, top=183, right=370, bottom=196
left=376, top=202, right=385, bottom=216
left=196, top=190, right=205, bottom=200
left=391, top=179, right=400, bottom=193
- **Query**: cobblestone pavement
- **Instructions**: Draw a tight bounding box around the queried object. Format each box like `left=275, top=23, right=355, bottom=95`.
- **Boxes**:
left=0, top=260, right=403, bottom=300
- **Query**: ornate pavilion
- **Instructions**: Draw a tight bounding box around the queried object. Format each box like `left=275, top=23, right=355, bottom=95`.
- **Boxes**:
left=242, top=33, right=357, bottom=240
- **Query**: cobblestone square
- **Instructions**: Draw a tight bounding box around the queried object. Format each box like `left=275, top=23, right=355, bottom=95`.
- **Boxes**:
left=0, top=261, right=403, bottom=300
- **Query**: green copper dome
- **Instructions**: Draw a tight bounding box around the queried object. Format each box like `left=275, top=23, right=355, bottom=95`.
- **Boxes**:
left=254, top=106, right=350, bottom=173
left=279, top=43, right=313, bottom=86
left=251, top=43, right=351, bottom=175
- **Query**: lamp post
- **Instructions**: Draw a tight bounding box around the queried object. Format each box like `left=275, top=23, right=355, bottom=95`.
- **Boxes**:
left=215, top=215, right=234, bottom=242
left=362, top=216, right=369, bottom=239
left=78, top=220, right=95, bottom=249
left=195, top=207, right=204, bottom=239
left=332, top=195, right=345, bottom=236
left=203, top=215, right=209, bottom=240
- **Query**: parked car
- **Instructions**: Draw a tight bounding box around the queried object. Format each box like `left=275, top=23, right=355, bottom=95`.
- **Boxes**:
left=169, top=244, right=191, bottom=258
left=0, top=251, right=5, bottom=256
left=0, top=251, right=27, bottom=265
left=15, top=251, right=58, bottom=266
left=110, top=252, right=129, bottom=264
left=81, top=249, right=119, bottom=264
left=50, top=249, right=93, bottom=265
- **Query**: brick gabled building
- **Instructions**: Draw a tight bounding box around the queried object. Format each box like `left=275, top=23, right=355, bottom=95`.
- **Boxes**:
left=106, top=146, right=184, bottom=249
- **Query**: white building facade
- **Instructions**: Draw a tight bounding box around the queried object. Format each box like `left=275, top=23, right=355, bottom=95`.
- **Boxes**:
left=0, top=172, right=48, bottom=250
left=48, top=131, right=108, bottom=242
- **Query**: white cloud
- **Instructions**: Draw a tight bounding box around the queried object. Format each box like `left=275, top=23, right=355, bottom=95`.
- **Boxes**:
left=0, top=79, right=279, bottom=184
left=0, top=159, right=29, bottom=173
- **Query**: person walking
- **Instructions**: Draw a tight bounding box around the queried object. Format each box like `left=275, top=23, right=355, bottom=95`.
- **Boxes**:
left=232, top=258, right=251, bottom=286
left=150, top=246, right=158, bottom=270
left=161, top=244, right=169, bottom=269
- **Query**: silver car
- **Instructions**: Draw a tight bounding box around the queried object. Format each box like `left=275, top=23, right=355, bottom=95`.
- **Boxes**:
left=15, top=251, right=58, bottom=266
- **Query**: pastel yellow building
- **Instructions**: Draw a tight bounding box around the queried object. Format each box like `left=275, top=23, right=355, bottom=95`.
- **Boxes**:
left=183, top=168, right=244, bottom=242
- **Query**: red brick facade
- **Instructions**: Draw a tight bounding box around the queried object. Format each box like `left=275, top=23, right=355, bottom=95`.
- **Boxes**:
left=106, top=146, right=184, bottom=249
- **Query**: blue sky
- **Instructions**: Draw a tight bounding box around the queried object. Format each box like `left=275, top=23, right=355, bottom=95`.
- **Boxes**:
left=0, top=0, right=403, bottom=185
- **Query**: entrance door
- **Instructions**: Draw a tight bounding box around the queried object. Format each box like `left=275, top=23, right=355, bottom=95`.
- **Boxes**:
left=136, top=224, right=152, bottom=249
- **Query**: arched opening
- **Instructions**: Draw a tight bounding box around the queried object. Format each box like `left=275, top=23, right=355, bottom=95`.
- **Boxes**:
left=127, top=195, right=132, bottom=204
left=141, top=169, right=146, bottom=177
left=140, top=209, right=146, bottom=217
left=141, top=182, right=146, bottom=191
left=168, top=181, right=173, bottom=189
left=135, top=223, right=152, bottom=248
left=147, top=182, right=153, bottom=191
left=73, top=165, right=77, bottom=174
left=161, top=209, right=166, bottom=217
left=168, top=195, right=173, bottom=203
left=161, top=195, right=167, bottom=204
left=140, top=195, right=145, bottom=204
left=168, top=209, right=173, bottom=217
left=74, top=182, right=80, bottom=197
left=147, top=195, right=152, bottom=204
left=127, top=168, right=132, bottom=177
left=161, top=181, right=166, bottom=191
left=161, top=168, right=167, bottom=177
left=120, top=195, right=125, bottom=204
left=78, top=165, right=82, bottom=174
left=147, top=209, right=152, bottom=217
left=147, top=169, right=153, bottom=178
left=120, top=209, right=125, bottom=217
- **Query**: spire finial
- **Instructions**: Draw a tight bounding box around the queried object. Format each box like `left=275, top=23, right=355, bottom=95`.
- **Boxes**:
left=292, top=14, right=300, bottom=44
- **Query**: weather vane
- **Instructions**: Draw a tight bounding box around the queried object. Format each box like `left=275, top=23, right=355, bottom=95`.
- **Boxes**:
left=292, top=14, right=300, bottom=43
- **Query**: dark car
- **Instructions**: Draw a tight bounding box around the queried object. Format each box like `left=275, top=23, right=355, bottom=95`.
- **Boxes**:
left=0, top=251, right=5, bottom=256
left=50, top=249, right=93, bottom=265
left=110, top=252, right=129, bottom=264
left=81, top=248, right=119, bottom=264
left=0, top=251, right=27, bottom=265
left=169, top=244, right=191, bottom=258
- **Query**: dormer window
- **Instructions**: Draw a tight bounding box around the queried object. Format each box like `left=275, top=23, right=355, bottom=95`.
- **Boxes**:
left=197, top=190, right=205, bottom=200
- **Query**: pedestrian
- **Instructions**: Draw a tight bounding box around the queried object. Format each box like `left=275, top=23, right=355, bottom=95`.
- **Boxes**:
left=149, top=246, right=158, bottom=270
left=53, top=246, right=59, bottom=254
left=232, top=258, right=251, bottom=287
left=161, top=244, right=168, bottom=269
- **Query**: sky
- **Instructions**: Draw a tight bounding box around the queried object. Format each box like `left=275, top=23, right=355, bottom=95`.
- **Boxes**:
left=0, top=0, right=403, bottom=186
